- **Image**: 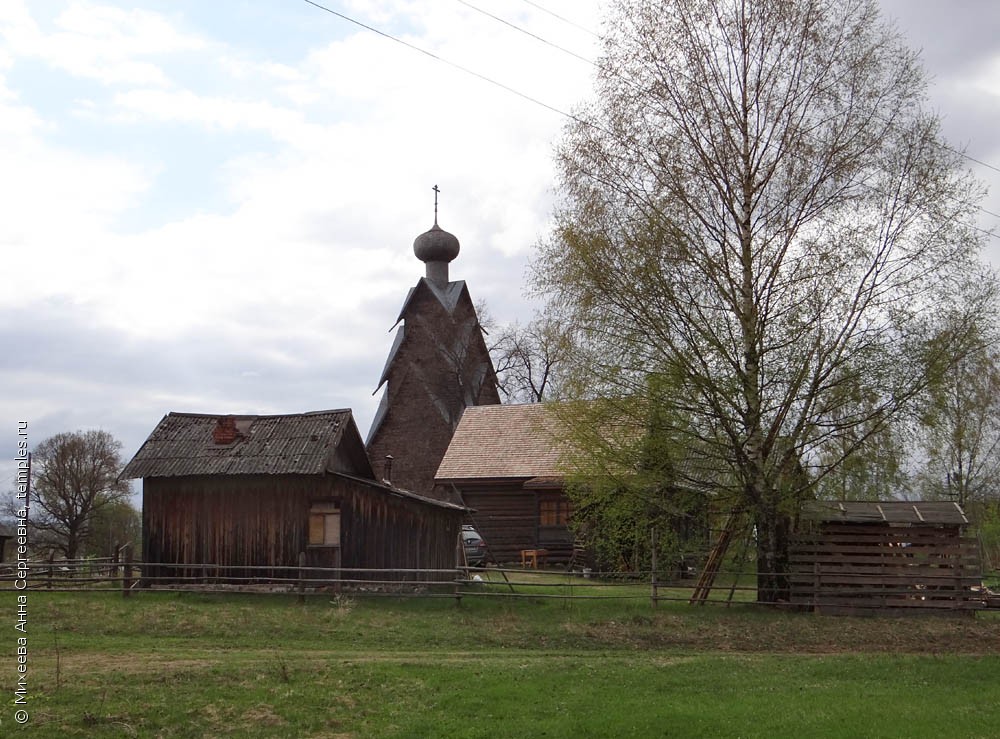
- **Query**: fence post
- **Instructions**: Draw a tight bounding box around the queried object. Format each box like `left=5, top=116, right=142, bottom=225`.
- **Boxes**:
left=298, top=551, right=307, bottom=604
left=47, top=552, right=54, bottom=590
left=813, top=560, right=820, bottom=612
left=454, top=535, right=464, bottom=606
left=334, top=547, right=342, bottom=595
left=122, top=545, right=132, bottom=598
left=651, top=527, right=659, bottom=609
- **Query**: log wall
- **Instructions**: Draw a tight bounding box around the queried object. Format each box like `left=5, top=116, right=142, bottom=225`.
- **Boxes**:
left=462, top=486, right=574, bottom=564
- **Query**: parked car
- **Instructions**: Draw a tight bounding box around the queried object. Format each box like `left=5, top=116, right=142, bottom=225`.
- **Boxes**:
left=461, top=525, right=488, bottom=566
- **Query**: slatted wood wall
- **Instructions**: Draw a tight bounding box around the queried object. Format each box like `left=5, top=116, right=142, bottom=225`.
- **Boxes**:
left=143, top=473, right=461, bottom=583
left=789, top=523, right=983, bottom=615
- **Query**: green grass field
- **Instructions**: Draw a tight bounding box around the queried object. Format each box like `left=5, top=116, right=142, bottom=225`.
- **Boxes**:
left=3, top=581, right=1000, bottom=737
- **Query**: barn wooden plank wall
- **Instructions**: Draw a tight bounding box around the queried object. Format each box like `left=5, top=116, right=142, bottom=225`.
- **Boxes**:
left=143, top=474, right=461, bottom=583
left=789, top=524, right=983, bottom=614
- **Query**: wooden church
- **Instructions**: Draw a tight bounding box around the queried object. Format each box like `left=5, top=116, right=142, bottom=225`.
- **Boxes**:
left=366, top=203, right=500, bottom=500
left=125, top=193, right=501, bottom=579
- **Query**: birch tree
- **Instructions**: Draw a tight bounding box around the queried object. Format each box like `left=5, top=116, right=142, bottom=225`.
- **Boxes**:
left=915, top=330, right=1000, bottom=506
left=535, top=0, right=996, bottom=601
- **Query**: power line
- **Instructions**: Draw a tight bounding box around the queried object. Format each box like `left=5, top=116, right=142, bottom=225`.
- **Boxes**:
left=952, top=149, right=1000, bottom=177
left=301, top=0, right=998, bottom=241
left=518, top=0, right=601, bottom=39
left=516, top=0, right=1000, bottom=190
left=457, top=0, right=595, bottom=67
left=300, top=0, right=585, bottom=125
left=466, top=0, right=1000, bottom=238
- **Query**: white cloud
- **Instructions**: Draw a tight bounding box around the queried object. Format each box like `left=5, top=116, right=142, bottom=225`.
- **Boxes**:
left=0, top=0, right=996, bottom=476
left=109, top=87, right=322, bottom=143
left=1, top=1, right=206, bottom=88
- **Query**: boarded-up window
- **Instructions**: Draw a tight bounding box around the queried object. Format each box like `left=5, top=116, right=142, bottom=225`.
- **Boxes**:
left=539, top=496, right=571, bottom=527
left=309, top=503, right=340, bottom=546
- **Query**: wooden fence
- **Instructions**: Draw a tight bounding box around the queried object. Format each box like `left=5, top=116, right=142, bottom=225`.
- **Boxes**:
left=1, top=556, right=993, bottom=614
left=788, top=525, right=984, bottom=615
left=2, top=527, right=994, bottom=614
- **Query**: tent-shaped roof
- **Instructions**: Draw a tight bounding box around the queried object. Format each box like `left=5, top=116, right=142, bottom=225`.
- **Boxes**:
left=122, top=410, right=370, bottom=479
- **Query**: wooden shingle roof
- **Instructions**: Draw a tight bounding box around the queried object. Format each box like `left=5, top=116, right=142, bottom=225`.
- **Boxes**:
left=122, top=410, right=359, bottom=479
left=435, top=403, right=565, bottom=482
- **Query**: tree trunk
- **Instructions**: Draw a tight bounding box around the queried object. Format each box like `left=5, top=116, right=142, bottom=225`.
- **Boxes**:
left=755, top=507, right=790, bottom=604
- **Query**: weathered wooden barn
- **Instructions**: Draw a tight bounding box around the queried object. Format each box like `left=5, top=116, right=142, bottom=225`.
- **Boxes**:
left=366, top=216, right=500, bottom=500
left=122, top=410, right=465, bottom=583
left=436, top=403, right=576, bottom=564
left=789, top=500, right=983, bottom=615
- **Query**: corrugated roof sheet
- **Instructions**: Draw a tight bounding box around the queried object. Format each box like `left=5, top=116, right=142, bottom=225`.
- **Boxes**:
left=435, top=403, right=565, bottom=481
left=801, top=500, right=969, bottom=525
left=122, top=410, right=352, bottom=479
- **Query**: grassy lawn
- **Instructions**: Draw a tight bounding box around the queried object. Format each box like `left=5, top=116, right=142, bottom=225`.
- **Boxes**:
left=2, top=582, right=999, bottom=737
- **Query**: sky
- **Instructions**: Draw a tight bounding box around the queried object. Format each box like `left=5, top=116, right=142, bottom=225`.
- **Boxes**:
left=1, top=0, right=999, bottom=497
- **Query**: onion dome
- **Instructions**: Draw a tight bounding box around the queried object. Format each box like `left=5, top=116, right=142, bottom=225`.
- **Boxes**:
left=413, top=223, right=460, bottom=264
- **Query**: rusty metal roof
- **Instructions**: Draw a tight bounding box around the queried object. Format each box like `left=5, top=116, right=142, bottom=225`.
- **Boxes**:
left=122, top=410, right=353, bottom=479
left=801, top=500, right=969, bottom=525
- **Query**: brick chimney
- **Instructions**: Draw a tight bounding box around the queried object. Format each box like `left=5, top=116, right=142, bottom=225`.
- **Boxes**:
left=212, top=416, right=240, bottom=445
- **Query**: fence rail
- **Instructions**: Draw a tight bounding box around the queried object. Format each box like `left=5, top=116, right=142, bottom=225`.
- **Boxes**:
left=1, top=556, right=994, bottom=613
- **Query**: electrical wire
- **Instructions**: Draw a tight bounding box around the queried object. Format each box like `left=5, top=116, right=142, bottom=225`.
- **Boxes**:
left=456, top=0, right=595, bottom=67
left=512, top=0, right=1000, bottom=224
left=300, top=0, right=586, bottom=126
left=300, top=0, right=999, bottom=240
left=518, top=0, right=601, bottom=39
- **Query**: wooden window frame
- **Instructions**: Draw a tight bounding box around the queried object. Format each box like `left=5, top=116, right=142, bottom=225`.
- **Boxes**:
left=539, top=495, right=571, bottom=528
left=308, top=501, right=341, bottom=548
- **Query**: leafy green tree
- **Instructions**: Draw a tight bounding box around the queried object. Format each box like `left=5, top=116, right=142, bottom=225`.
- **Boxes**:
left=27, top=430, right=132, bottom=560
left=535, top=0, right=995, bottom=601
left=812, top=386, right=911, bottom=502
left=913, top=330, right=1000, bottom=506
left=84, top=499, right=142, bottom=559
left=558, top=375, right=715, bottom=575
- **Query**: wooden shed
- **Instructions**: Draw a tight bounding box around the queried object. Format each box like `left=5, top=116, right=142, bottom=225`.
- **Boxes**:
left=123, top=410, right=465, bottom=584
left=789, top=501, right=983, bottom=615
left=436, top=403, right=576, bottom=564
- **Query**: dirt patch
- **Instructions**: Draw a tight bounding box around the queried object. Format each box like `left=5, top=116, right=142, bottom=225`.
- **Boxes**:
left=58, top=653, right=218, bottom=675
left=564, top=609, right=1000, bottom=654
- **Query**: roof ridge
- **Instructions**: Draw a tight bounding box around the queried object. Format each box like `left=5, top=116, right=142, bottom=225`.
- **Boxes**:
left=166, top=409, right=352, bottom=420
